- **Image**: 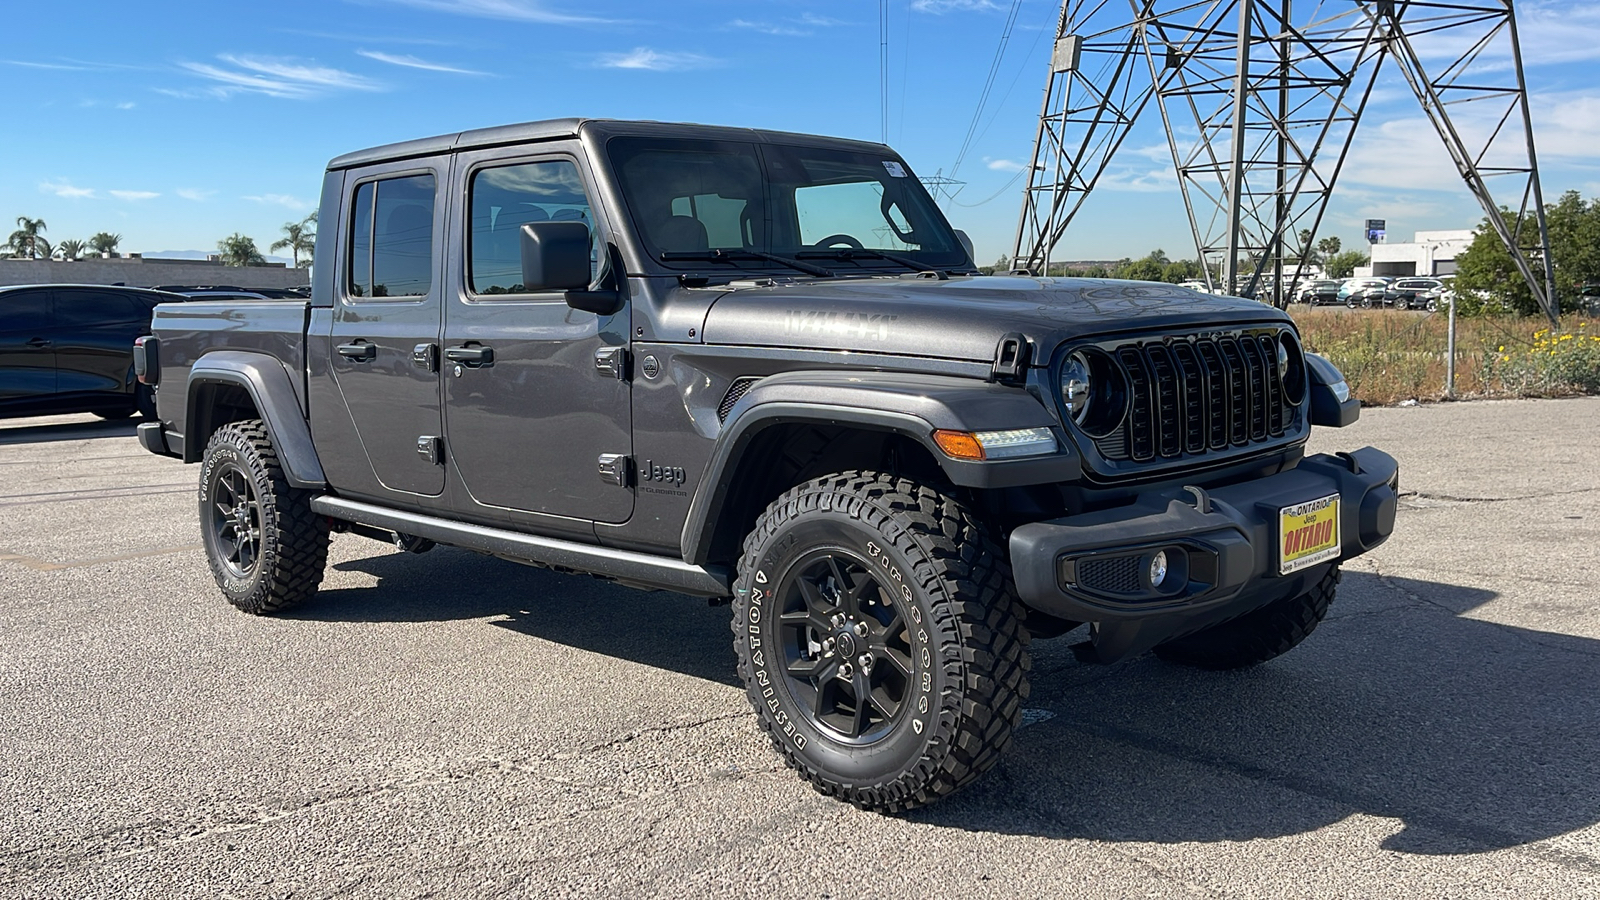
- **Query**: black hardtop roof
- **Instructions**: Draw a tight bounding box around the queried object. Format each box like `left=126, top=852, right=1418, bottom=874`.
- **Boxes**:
left=327, top=118, right=894, bottom=171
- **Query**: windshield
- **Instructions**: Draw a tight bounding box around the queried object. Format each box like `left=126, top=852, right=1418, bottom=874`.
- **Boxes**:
left=606, top=136, right=968, bottom=272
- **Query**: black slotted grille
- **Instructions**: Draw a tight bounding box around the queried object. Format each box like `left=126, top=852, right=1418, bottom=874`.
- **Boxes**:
left=1077, top=556, right=1142, bottom=594
left=1091, top=330, right=1297, bottom=464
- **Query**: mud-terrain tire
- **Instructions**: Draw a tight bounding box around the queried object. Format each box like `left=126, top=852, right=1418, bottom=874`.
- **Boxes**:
left=198, top=419, right=329, bottom=615
left=731, top=471, right=1030, bottom=812
left=1152, top=565, right=1340, bottom=670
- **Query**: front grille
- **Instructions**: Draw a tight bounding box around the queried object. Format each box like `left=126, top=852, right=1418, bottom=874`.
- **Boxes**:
left=1094, top=331, right=1297, bottom=463
left=717, top=377, right=761, bottom=422
left=1077, top=556, right=1142, bottom=594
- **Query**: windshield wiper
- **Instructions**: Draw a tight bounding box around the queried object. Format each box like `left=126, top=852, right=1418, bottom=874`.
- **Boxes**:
left=660, top=249, right=834, bottom=278
left=794, top=248, right=946, bottom=277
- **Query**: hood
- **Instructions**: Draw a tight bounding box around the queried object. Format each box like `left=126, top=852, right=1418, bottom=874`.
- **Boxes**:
left=699, top=276, right=1292, bottom=364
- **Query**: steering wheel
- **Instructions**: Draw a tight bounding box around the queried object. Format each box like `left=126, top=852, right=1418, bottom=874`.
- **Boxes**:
left=812, top=233, right=864, bottom=251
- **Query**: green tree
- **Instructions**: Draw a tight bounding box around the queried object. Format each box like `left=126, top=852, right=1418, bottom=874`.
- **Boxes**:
left=217, top=233, right=266, bottom=267
left=1323, top=249, right=1369, bottom=279
left=55, top=239, right=87, bottom=261
left=270, top=211, right=317, bottom=268
left=87, top=232, right=122, bottom=257
left=1454, top=191, right=1600, bottom=317
left=7, top=216, right=51, bottom=260
left=1316, top=235, right=1342, bottom=258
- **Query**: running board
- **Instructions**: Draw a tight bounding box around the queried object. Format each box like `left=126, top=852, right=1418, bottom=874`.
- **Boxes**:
left=309, top=495, right=732, bottom=597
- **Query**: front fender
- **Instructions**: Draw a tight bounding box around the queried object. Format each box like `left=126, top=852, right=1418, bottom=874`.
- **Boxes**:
left=185, top=350, right=326, bottom=489
left=680, top=370, right=1077, bottom=564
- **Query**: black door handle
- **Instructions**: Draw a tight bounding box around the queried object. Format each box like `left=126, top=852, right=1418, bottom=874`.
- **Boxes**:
left=337, top=341, right=377, bottom=361
left=444, top=346, right=494, bottom=365
left=26, top=337, right=51, bottom=349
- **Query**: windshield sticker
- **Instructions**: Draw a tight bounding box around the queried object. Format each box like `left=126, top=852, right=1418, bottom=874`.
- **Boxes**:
left=882, top=161, right=907, bottom=178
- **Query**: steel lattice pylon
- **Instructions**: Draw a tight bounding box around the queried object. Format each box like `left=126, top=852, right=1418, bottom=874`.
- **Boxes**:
left=1011, top=0, right=1560, bottom=326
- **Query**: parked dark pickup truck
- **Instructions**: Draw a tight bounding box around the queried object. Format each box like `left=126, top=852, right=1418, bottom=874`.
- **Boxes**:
left=136, top=118, right=1397, bottom=812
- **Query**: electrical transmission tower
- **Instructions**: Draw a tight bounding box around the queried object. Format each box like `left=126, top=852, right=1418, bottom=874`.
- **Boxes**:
left=1011, top=0, right=1560, bottom=326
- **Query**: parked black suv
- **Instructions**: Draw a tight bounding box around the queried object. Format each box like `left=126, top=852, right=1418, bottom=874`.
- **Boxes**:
left=136, top=119, right=1397, bottom=812
left=0, top=284, right=182, bottom=420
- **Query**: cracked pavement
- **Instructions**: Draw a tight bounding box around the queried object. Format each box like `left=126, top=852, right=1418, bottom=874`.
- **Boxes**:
left=1, top=398, right=1598, bottom=899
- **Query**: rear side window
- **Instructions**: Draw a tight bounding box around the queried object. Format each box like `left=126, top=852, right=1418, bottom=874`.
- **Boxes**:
left=348, top=173, right=436, bottom=298
left=53, top=289, right=141, bottom=327
left=468, top=160, right=595, bottom=295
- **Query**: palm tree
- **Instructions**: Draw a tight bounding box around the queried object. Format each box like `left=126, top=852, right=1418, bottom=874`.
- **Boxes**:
left=55, top=239, right=87, bottom=261
left=217, top=233, right=265, bottom=267
left=8, top=216, right=51, bottom=260
left=87, top=232, right=122, bottom=258
left=269, top=212, right=317, bottom=268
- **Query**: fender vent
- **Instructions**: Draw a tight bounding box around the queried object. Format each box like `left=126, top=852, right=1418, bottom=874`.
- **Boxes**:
left=717, top=377, right=761, bottom=422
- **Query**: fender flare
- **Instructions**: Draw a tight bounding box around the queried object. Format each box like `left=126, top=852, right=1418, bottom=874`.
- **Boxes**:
left=679, top=370, right=1077, bottom=564
left=184, top=350, right=326, bottom=489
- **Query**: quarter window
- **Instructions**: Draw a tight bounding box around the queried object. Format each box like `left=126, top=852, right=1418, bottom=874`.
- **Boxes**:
left=348, top=173, right=436, bottom=299
left=469, top=160, right=595, bottom=294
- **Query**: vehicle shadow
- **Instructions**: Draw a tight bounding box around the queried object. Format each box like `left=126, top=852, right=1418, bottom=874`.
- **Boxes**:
left=290, top=553, right=1600, bottom=858
left=290, top=545, right=741, bottom=687
left=0, top=417, right=141, bottom=445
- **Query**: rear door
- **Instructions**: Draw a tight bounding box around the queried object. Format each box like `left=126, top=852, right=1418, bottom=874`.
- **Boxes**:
left=0, top=288, right=55, bottom=402
left=441, top=145, right=633, bottom=525
left=51, top=288, right=148, bottom=398
left=326, top=162, right=448, bottom=497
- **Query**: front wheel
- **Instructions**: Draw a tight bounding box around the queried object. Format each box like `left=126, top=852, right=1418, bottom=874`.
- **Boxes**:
left=732, top=471, right=1030, bottom=812
left=199, top=419, right=329, bottom=615
left=1153, top=565, right=1339, bottom=670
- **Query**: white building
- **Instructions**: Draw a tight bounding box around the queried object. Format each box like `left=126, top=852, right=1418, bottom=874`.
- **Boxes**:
left=1360, top=228, right=1474, bottom=278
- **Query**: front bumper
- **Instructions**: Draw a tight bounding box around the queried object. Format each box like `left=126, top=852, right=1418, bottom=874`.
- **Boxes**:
left=1009, top=447, right=1398, bottom=662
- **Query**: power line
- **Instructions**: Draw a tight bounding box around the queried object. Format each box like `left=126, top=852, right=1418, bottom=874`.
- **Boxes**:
left=879, top=0, right=890, bottom=144
left=948, top=0, right=1024, bottom=184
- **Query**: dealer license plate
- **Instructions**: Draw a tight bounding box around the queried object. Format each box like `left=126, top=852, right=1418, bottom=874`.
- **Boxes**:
left=1279, top=494, right=1341, bottom=574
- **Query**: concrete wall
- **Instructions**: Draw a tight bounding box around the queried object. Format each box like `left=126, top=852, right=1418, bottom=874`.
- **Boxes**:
left=1368, top=229, right=1473, bottom=278
left=0, top=257, right=311, bottom=290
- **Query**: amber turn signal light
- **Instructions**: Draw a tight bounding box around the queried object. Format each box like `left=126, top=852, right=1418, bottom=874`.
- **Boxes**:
left=933, top=430, right=986, bottom=461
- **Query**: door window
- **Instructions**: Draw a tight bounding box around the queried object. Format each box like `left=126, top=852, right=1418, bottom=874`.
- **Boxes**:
left=0, top=291, right=51, bottom=332
left=52, top=289, right=141, bottom=327
left=348, top=173, right=436, bottom=298
left=468, top=160, right=595, bottom=295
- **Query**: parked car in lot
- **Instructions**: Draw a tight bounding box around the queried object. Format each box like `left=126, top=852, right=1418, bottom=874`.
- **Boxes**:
left=174, top=290, right=274, bottom=303
left=0, top=284, right=183, bottom=420
left=1297, top=280, right=1341, bottom=305
left=1384, top=277, right=1447, bottom=311
left=1340, top=277, right=1391, bottom=308
left=136, top=117, right=1395, bottom=813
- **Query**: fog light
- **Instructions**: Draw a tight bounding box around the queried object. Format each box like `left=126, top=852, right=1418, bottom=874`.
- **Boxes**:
left=1149, top=550, right=1168, bottom=588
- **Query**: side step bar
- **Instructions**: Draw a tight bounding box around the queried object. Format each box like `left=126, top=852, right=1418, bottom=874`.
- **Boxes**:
left=309, top=495, right=732, bottom=598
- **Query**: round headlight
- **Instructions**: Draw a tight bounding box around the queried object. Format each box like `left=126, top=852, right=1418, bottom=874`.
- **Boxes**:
left=1061, top=352, right=1092, bottom=422
left=1278, top=331, right=1307, bottom=405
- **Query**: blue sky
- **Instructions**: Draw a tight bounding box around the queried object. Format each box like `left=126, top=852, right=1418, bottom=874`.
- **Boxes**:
left=3, top=0, right=1598, bottom=267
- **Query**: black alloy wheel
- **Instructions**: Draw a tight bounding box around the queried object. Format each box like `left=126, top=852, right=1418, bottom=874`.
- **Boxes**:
left=775, top=549, right=914, bottom=744
left=208, top=461, right=262, bottom=579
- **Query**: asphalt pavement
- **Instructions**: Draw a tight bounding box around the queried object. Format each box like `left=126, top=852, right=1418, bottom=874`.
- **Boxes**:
left=1, top=399, right=1597, bottom=899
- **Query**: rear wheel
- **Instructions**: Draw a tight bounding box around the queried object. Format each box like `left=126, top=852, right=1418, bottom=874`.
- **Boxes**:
left=1153, top=565, right=1339, bottom=670
left=732, top=471, right=1030, bottom=812
left=199, top=419, right=329, bottom=615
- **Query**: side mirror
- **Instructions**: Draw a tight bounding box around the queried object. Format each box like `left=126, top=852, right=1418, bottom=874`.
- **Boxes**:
left=519, top=221, right=623, bottom=315
left=953, top=229, right=976, bottom=266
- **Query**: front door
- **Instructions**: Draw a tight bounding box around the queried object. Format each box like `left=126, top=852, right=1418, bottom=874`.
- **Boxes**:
left=441, top=148, right=633, bottom=524
left=327, top=164, right=447, bottom=497
left=51, top=288, right=147, bottom=399
left=0, top=288, right=54, bottom=403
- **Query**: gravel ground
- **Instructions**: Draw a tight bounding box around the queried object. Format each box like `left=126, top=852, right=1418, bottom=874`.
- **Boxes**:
left=1, top=399, right=1596, bottom=899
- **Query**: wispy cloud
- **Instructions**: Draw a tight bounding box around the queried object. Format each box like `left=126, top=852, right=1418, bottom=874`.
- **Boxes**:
left=244, top=193, right=314, bottom=210
left=109, top=190, right=160, bottom=201
left=911, top=0, right=1001, bottom=13
left=177, top=54, right=383, bottom=99
left=115, top=101, right=136, bottom=109
left=177, top=189, right=216, bottom=201
left=596, top=47, right=713, bottom=71
left=985, top=158, right=1025, bottom=173
left=40, top=180, right=95, bottom=199
left=729, top=19, right=810, bottom=37
left=356, top=49, right=487, bottom=75
left=5, top=59, right=92, bottom=71
left=368, top=0, right=610, bottom=25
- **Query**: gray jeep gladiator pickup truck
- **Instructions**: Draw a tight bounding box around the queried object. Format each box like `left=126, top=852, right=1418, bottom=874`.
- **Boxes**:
left=134, top=118, right=1397, bottom=812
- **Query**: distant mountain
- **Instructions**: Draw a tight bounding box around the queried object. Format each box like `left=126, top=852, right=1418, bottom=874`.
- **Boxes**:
left=140, top=250, right=297, bottom=266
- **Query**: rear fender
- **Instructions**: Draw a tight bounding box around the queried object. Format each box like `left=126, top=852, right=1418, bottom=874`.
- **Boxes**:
left=184, top=350, right=326, bottom=489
